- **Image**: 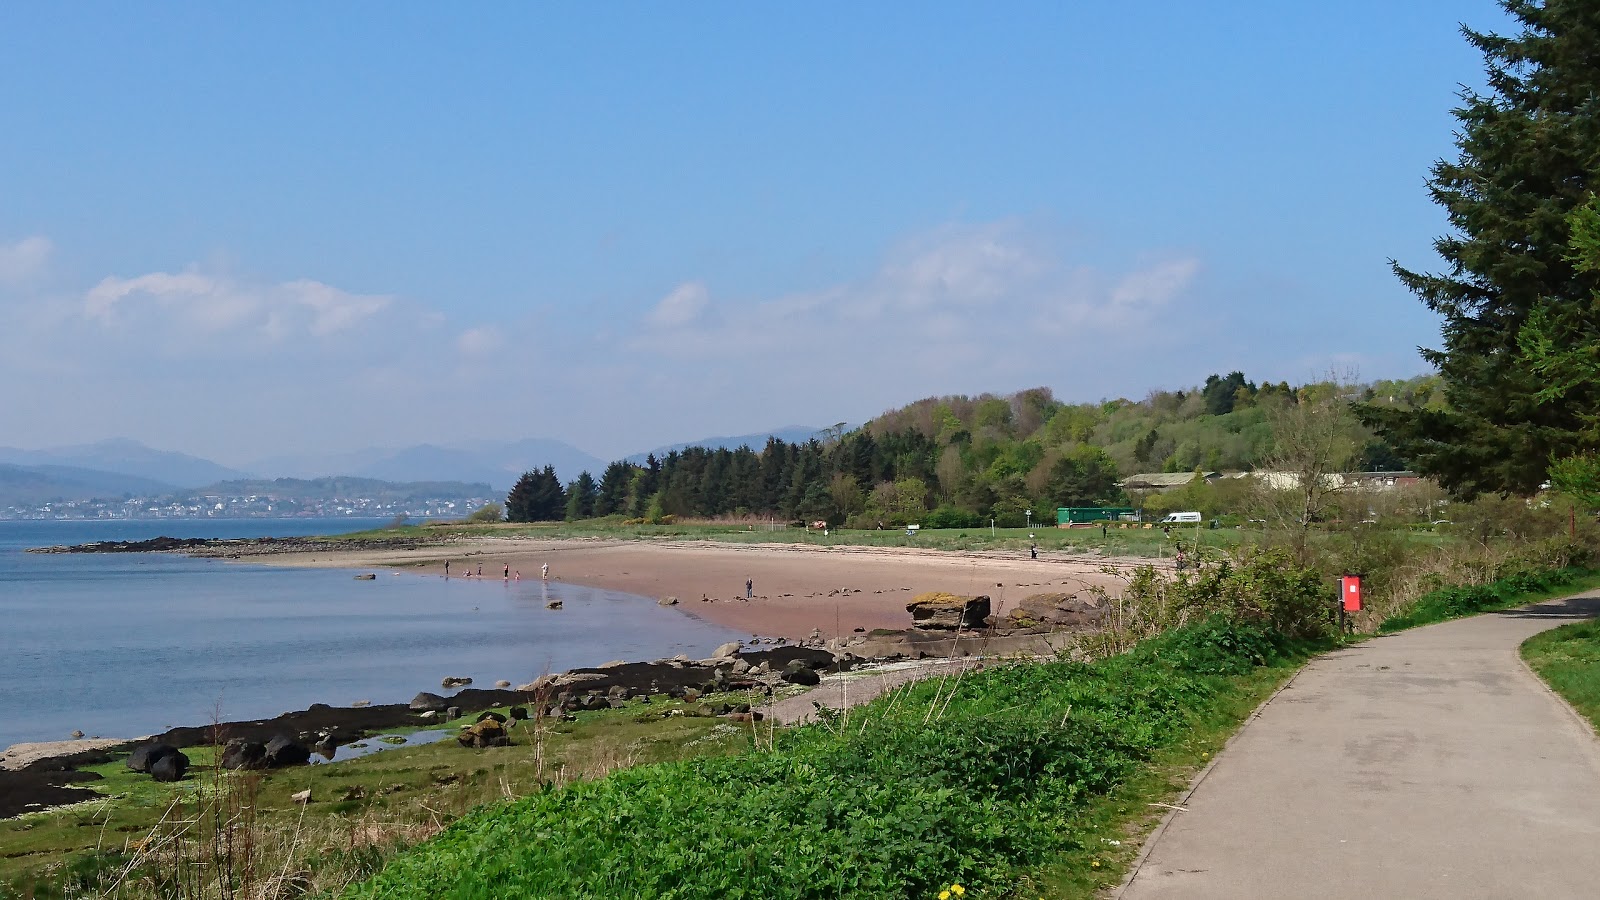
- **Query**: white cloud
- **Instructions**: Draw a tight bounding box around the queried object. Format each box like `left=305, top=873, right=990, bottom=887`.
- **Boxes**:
left=82, top=266, right=391, bottom=340
left=626, top=221, right=1202, bottom=369
left=0, top=236, right=53, bottom=283
left=456, top=325, right=504, bottom=357
left=649, top=281, right=710, bottom=328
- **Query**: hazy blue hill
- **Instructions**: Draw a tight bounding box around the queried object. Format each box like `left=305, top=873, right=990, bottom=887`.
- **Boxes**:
left=197, top=476, right=493, bottom=503
left=247, top=439, right=607, bottom=491
left=0, top=439, right=248, bottom=488
left=0, top=463, right=178, bottom=506
left=624, top=426, right=828, bottom=463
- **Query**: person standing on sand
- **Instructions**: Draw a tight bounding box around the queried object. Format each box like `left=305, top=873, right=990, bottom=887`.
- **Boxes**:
left=444, top=560, right=450, bottom=577
left=1030, top=544, right=1037, bottom=560
left=541, top=562, right=549, bottom=580
left=746, top=578, right=753, bottom=600
left=503, top=564, right=509, bottom=581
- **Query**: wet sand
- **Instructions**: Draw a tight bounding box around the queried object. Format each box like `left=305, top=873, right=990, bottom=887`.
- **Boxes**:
left=244, top=538, right=1157, bottom=640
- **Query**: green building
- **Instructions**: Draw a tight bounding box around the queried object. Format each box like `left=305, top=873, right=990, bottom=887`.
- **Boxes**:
left=1056, top=507, right=1137, bottom=526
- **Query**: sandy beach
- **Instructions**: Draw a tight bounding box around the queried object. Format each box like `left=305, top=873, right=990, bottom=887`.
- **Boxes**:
left=244, top=538, right=1158, bottom=641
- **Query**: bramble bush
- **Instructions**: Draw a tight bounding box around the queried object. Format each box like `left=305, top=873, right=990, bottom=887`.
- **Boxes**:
left=344, top=619, right=1319, bottom=900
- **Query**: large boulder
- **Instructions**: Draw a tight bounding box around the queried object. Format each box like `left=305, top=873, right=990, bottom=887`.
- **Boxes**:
left=149, top=750, right=190, bottom=782
left=126, top=743, right=181, bottom=774
left=906, top=593, right=992, bottom=630
left=457, top=717, right=510, bottom=749
left=264, top=735, right=311, bottom=768
left=410, top=692, right=448, bottom=712
left=220, top=739, right=268, bottom=770
left=1006, top=592, right=1109, bottom=629
left=712, top=641, right=743, bottom=659
left=781, top=660, right=821, bottom=686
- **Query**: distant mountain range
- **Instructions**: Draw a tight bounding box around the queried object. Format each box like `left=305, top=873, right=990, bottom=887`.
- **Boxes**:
left=0, top=427, right=826, bottom=509
left=246, top=439, right=609, bottom=492
left=0, top=439, right=248, bottom=488
left=0, top=463, right=179, bottom=507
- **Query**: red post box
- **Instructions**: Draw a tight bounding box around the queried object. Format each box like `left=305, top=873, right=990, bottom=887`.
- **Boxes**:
left=1341, top=574, right=1363, bottom=613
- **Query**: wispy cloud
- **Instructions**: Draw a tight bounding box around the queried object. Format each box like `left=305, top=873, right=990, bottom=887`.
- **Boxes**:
left=0, top=236, right=53, bottom=283
left=625, top=221, right=1202, bottom=370
left=83, top=266, right=393, bottom=342
left=649, top=281, right=710, bottom=328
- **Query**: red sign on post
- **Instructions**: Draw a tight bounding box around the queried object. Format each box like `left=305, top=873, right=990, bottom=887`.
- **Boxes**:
left=1341, top=574, right=1363, bottom=612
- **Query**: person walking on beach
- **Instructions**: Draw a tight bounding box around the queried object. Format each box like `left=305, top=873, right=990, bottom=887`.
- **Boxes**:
left=1030, top=544, right=1038, bottom=560
left=444, top=560, right=450, bottom=578
left=503, top=564, right=509, bottom=581
left=745, top=578, right=753, bottom=600
left=477, top=563, right=483, bottom=576
left=541, top=562, right=549, bottom=580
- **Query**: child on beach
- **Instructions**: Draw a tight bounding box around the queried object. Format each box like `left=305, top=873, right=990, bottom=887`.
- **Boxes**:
left=745, top=578, right=753, bottom=599
left=541, top=563, right=549, bottom=580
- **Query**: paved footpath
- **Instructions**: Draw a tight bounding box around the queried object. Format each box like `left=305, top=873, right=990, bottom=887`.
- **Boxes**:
left=1120, top=594, right=1600, bottom=899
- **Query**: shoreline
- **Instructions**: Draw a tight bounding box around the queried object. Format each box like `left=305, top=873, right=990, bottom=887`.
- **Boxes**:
left=192, top=536, right=1154, bottom=640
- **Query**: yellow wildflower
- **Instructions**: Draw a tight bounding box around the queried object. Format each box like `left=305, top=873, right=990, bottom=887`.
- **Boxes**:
left=940, top=892, right=950, bottom=900
left=952, top=887, right=965, bottom=897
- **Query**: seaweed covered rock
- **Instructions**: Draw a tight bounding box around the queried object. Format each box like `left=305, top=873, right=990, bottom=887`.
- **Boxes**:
left=457, top=717, right=510, bottom=749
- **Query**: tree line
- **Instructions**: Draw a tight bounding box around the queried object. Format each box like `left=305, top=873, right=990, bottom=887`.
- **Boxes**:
left=505, top=371, right=1431, bottom=527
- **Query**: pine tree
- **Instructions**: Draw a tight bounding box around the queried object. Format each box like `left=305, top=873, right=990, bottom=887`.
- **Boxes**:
left=1359, top=1, right=1600, bottom=495
left=505, top=471, right=538, bottom=522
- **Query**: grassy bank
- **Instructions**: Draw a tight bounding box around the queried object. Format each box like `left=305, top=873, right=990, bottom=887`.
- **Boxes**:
left=1378, top=566, right=1600, bottom=632
left=345, top=619, right=1327, bottom=899
left=1523, top=620, right=1600, bottom=731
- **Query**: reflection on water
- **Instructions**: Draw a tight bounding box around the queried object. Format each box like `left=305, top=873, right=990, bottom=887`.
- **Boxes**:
left=0, top=520, right=745, bottom=749
left=309, top=727, right=453, bottom=764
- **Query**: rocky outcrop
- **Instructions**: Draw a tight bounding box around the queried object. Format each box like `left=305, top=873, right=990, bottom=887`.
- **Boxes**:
left=906, top=593, right=992, bottom=630
left=409, top=692, right=448, bottom=712
left=1006, top=592, right=1109, bottom=629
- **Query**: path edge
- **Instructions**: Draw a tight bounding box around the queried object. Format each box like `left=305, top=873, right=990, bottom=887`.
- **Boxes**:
left=1109, top=650, right=1326, bottom=898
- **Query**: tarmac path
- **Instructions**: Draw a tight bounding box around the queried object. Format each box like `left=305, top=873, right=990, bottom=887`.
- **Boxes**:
left=1119, top=593, right=1600, bottom=899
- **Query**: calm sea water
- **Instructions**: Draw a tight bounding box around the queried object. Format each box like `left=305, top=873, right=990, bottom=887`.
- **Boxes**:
left=0, top=519, right=742, bottom=748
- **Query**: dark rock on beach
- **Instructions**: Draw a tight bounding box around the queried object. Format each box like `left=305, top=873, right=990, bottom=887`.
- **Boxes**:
left=221, top=739, right=268, bottom=770
left=410, top=692, right=448, bottom=712
left=126, top=743, right=182, bottom=774
left=264, top=735, right=311, bottom=768
left=149, top=751, right=190, bottom=782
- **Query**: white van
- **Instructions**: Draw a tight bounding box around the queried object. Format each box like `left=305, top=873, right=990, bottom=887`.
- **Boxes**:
left=1160, top=511, right=1202, bottom=524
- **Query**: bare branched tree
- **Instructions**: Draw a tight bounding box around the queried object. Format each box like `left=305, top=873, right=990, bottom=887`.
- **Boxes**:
left=1254, top=376, right=1363, bottom=560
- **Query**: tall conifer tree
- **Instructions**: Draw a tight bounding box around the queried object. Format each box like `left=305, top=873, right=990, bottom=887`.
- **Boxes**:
left=1359, top=1, right=1600, bottom=495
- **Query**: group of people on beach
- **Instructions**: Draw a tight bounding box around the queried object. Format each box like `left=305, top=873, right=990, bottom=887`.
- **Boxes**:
left=443, top=560, right=549, bottom=581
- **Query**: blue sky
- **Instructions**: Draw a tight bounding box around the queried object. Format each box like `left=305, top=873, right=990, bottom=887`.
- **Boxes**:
left=0, top=2, right=1504, bottom=465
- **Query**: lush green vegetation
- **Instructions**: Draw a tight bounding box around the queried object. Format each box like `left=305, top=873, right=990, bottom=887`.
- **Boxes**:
left=347, top=615, right=1330, bottom=899
left=1379, top=564, right=1600, bottom=633
left=1523, top=619, right=1600, bottom=731
left=498, top=373, right=1436, bottom=530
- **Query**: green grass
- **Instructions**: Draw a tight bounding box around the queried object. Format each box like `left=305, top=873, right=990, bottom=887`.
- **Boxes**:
left=1379, top=567, right=1600, bottom=632
left=343, top=620, right=1328, bottom=899
left=1523, top=620, right=1600, bottom=731
left=0, top=693, right=765, bottom=896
